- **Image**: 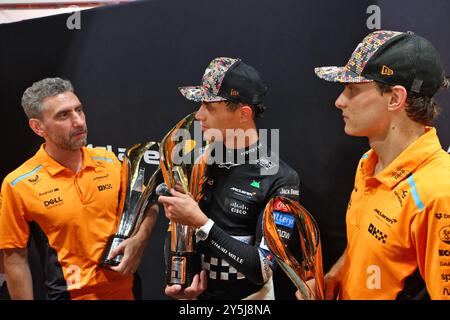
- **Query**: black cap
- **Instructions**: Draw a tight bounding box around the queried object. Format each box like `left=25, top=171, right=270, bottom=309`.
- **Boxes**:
left=315, top=30, right=446, bottom=97
left=179, top=57, right=268, bottom=104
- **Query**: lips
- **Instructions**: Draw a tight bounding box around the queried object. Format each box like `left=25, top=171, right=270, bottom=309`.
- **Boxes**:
left=72, top=130, right=87, bottom=138
left=200, top=122, right=209, bottom=131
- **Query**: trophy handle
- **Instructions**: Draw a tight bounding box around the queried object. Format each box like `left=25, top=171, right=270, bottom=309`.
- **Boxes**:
left=159, top=113, right=207, bottom=287
left=100, top=142, right=160, bottom=267
left=263, top=197, right=325, bottom=299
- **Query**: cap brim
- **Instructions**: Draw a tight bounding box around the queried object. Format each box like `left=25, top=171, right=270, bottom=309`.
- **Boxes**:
left=314, top=66, right=373, bottom=83
left=178, top=86, right=227, bottom=103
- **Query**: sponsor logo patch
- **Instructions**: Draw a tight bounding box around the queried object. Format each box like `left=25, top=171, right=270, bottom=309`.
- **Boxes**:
left=230, top=187, right=255, bottom=198
left=435, top=213, right=450, bottom=220
left=440, top=225, right=450, bottom=245
left=38, top=188, right=59, bottom=197
left=28, top=175, right=41, bottom=184
left=373, top=208, right=397, bottom=225
left=278, top=187, right=300, bottom=197
left=93, top=174, right=110, bottom=181
left=274, top=199, right=289, bottom=212
left=225, top=198, right=250, bottom=216
left=44, top=197, right=64, bottom=208
left=274, top=211, right=294, bottom=229
left=439, top=249, right=450, bottom=257
left=98, top=184, right=113, bottom=192
left=368, top=223, right=387, bottom=244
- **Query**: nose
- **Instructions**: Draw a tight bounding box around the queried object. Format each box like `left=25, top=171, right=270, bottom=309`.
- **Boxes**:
left=72, top=110, right=85, bottom=128
left=335, top=90, right=347, bottom=110
left=195, top=103, right=206, bottom=121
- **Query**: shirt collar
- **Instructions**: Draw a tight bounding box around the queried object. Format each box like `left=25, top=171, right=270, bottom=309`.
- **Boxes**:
left=360, top=127, right=443, bottom=188
left=34, top=144, right=96, bottom=176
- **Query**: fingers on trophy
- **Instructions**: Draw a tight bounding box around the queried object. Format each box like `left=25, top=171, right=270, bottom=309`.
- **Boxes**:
left=263, top=197, right=325, bottom=300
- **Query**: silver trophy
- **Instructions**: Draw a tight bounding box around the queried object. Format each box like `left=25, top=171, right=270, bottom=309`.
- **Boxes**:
left=101, top=141, right=161, bottom=266
left=160, top=112, right=209, bottom=287
left=263, top=197, right=325, bottom=299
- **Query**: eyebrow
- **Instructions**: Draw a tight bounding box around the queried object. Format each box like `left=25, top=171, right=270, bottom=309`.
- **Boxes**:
left=54, top=104, right=83, bottom=117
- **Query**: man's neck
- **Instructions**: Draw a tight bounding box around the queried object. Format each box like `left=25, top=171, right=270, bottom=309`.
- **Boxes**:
left=370, top=122, right=425, bottom=175
left=44, top=143, right=83, bottom=174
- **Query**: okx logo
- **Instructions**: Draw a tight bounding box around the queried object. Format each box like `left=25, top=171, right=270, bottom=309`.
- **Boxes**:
left=368, top=223, right=387, bottom=244
left=98, top=184, right=112, bottom=192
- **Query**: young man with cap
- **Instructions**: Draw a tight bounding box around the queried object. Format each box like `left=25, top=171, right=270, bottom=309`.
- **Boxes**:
left=313, top=30, right=450, bottom=299
left=159, top=57, right=301, bottom=299
left=0, top=77, right=158, bottom=299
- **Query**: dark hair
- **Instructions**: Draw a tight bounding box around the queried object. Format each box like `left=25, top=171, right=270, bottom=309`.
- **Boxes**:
left=375, top=79, right=449, bottom=125
left=225, top=100, right=266, bottom=120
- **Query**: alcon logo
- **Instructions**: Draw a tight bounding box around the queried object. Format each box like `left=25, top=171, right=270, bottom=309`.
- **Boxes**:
left=98, top=184, right=112, bottom=191
left=44, top=197, right=63, bottom=207
left=368, top=223, right=387, bottom=244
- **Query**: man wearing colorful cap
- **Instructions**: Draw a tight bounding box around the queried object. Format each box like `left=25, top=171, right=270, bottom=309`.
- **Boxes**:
left=314, top=30, right=450, bottom=299
left=159, top=57, right=301, bottom=299
left=0, top=77, right=158, bottom=299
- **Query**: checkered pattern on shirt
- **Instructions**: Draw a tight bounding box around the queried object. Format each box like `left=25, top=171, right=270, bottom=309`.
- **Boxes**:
left=202, top=254, right=246, bottom=281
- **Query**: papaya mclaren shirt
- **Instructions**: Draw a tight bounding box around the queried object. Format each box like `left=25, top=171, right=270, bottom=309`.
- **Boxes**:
left=0, top=145, right=133, bottom=299
left=340, top=127, right=450, bottom=300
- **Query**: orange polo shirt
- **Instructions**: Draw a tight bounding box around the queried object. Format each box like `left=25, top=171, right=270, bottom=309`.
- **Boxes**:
left=340, top=127, right=450, bottom=300
left=0, top=145, right=133, bottom=300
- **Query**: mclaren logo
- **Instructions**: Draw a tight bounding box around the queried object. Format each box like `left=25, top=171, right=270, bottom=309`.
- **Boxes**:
left=381, top=65, right=394, bottom=76
left=374, top=208, right=397, bottom=225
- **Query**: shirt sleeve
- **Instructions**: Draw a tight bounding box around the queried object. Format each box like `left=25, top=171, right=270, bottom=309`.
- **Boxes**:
left=411, top=196, right=450, bottom=299
left=0, top=179, right=30, bottom=249
left=200, top=168, right=301, bottom=285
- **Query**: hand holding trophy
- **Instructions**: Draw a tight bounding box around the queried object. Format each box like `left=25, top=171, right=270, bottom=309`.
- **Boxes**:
left=159, top=112, right=209, bottom=288
left=263, top=197, right=325, bottom=300
left=101, top=141, right=161, bottom=267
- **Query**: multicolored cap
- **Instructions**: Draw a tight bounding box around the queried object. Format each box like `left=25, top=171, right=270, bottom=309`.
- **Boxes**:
left=315, top=30, right=403, bottom=83
left=179, top=57, right=239, bottom=102
left=315, top=30, right=446, bottom=97
left=179, top=57, right=268, bottom=104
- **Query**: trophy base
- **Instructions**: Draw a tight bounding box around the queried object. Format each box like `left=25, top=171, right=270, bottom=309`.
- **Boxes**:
left=167, top=251, right=201, bottom=288
left=100, top=234, right=128, bottom=267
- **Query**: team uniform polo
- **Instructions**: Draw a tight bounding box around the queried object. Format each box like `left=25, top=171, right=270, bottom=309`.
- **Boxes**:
left=340, top=127, right=450, bottom=299
left=0, top=145, right=133, bottom=299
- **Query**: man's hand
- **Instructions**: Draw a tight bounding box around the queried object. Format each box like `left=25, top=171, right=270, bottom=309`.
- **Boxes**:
left=107, top=204, right=159, bottom=275
left=295, top=278, right=316, bottom=300
left=295, top=274, right=341, bottom=300
left=165, top=270, right=207, bottom=300
left=322, top=273, right=341, bottom=300
left=158, top=184, right=208, bottom=228
left=108, top=236, right=145, bottom=275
